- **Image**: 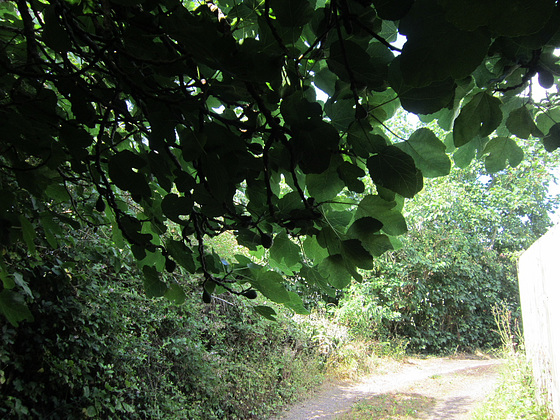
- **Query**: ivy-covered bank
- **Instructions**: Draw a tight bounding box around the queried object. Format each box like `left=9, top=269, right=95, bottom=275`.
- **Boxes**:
left=0, top=229, right=324, bottom=419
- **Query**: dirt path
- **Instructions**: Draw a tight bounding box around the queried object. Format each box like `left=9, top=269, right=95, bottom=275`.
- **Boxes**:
left=274, top=357, right=503, bottom=420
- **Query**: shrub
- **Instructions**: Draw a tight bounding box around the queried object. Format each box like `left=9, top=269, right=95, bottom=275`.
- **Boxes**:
left=0, top=229, right=325, bottom=419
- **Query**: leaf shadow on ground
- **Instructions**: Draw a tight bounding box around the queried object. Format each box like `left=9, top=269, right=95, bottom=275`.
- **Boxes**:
left=336, top=392, right=437, bottom=419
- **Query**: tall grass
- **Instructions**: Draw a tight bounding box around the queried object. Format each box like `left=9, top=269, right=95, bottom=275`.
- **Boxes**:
left=470, top=303, right=552, bottom=420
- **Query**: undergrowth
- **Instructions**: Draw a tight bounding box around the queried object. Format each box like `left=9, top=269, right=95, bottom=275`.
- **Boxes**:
left=0, top=230, right=325, bottom=419
left=0, top=227, right=416, bottom=419
left=471, top=353, right=552, bottom=420
left=471, top=303, right=552, bottom=420
left=292, top=303, right=409, bottom=382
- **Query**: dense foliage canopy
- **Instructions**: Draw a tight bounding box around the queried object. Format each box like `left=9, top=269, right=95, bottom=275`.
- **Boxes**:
left=2, top=0, right=560, bottom=323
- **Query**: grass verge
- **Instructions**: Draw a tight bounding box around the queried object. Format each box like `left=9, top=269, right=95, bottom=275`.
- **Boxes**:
left=470, top=351, right=552, bottom=420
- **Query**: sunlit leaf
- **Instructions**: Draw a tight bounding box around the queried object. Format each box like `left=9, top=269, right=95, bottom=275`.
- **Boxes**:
left=453, top=137, right=488, bottom=168
left=355, top=195, right=408, bottom=236
left=284, top=291, right=310, bottom=314
left=270, top=232, right=301, bottom=270
left=454, top=92, right=502, bottom=146
left=254, top=305, right=277, bottom=321
left=254, top=271, right=291, bottom=303
left=395, top=128, right=451, bottom=177
left=164, top=283, right=186, bottom=305
left=506, top=106, right=544, bottom=139
left=483, top=137, right=524, bottom=172
left=306, top=168, right=345, bottom=201
left=300, top=265, right=335, bottom=297
left=302, top=236, right=329, bottom=264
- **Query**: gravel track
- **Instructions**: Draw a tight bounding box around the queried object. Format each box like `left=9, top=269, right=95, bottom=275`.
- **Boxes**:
left=273, top=357, right=503, bottom=420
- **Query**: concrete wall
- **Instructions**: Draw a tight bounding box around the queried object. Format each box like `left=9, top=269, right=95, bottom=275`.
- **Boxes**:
left=518, top=223, right=560, bottom=420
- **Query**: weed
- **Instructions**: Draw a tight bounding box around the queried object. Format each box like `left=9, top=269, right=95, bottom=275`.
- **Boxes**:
left=470, top=353, right=552, bottom=420
left=471, top=303, right=552, bottom=420
left=491, top=301, right=522, bottom=356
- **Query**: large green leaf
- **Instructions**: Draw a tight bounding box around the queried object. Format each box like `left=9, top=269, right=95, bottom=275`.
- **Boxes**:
left=360, top=234, right=394, bottom=257
left=395, top=128, right=451, bottom=178
left=487, top=0, right=552, bottom=37
left=284, top=291, right=310, bottom=314
left=355, top=195, right=408, bottom=236
left=108, top=150, right=151, bottom=198
left=543, top=123, right=560, bottom=152
left=440, top=0, right=555, bottom=36
left=59, top=123, right=93, bottom=161
left=453, top=92, right=502, bottom=146
left=482, top=137, right=524, bottom=172
left=346, top=218, right=393, bottom=258
left=166, top=239, right=196, bottom=273
left=306, top=168, right=345, bottom=201
left=316, top=225, right=342, bottom=255
left=323, top=209, right=353, bottom=231
left=347, top=122, right=387, bottom=158
left=42, top=5, right=73, bottom=53
left=341, top=239, right=374, bottom=270
left=0, top=289, right=33, bottom=327
left=318, top=254, right=352, bottom=289
left=367, top=146, right=423, bottom=198
left=254, top=305, right=277, bottom=321
left=453, top=137, right=488, bottom=168
left=281, top=93, right=322, bottom=130
left=347, top=217, right=383, bottom=239
left=293, top=121, right=340, bottom=174
left=19, top=215, right=36, bottom=254
left=300, top=265, right=335, bottom=297
left=337, top=161, right=365, bottom=193
left=269, top=232, right=301, bottom=270
left=536, top=108, right=560, bottom=135
left=328, top=40, right=388, bottom=89
left=324, top=99, right=356, bottom=132
left=400, top=11, right=490, bottom=87
left=142, top=266, right=168, bottom=298
left=389, top=59, right=456, bottom=115
left=372, top=0, right=414, bottom=20
left=254, top=271, right=291, bottom=303
left=164, top=283, right=187, bottom=305
left=506, top=106, right=544, bottom=139
left=302, top=236, right=329, bottom=264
